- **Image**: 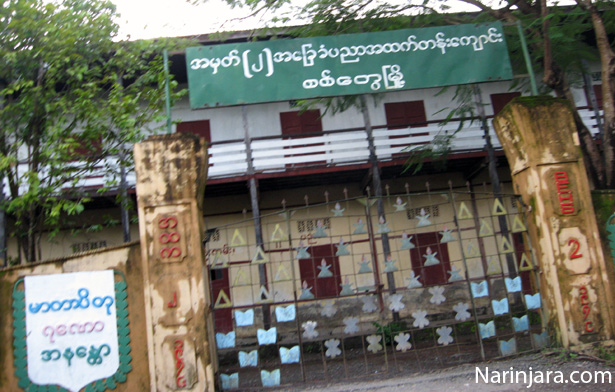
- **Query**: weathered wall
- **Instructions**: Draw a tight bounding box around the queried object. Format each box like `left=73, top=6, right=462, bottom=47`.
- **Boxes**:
left=134, top=133, right=215, bottom=391
left=0, top=243, right=150, bottom=391
left=493, top=96, right=615, bottom=347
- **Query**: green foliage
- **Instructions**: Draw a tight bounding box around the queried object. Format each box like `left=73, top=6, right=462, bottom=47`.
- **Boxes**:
left=102, top=214, right=120, bottom=227
left=495, top=316, right=511, bottom=331
left=302, top=342, right=322, bottom=354
left=597, top=346, right=615, bottom=365
left=403, top=84, right=476, bottom=174
left=86, top=224, right=103, bottom=233
left=412, top=326, right=435, bottom=343
left=373, top=320, right=407, bottom=345
left=7, top=256, right=19, bottom=267
left=258, top=344, right=280, bottom=359
left=454, top=320, right=476, bottom=335
left=0, top=0, right=184, bottom=261
left=528, top=310, right=542, bottom=326
left=551, top=349, right=580, bottom=362
left=401, top=133, right=453, bottom=175
left=591, top=190, right=615, bottom=255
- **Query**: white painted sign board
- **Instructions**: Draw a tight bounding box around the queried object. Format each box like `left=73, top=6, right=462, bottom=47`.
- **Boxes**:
left=25, top=271, right=119, bottom=392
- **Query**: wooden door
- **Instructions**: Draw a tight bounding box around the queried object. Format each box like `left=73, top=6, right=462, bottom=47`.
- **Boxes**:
left=409, top=232, right=451, bottom=287
left=210, top=268, right=233, bottom=332
left=298, top=243, right=342, bottom=298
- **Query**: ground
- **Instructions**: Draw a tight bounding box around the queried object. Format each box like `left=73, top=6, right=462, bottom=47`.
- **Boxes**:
left=275, top=352, right=615, bottom=391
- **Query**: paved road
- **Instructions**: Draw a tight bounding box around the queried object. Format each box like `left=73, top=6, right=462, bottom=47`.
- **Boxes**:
left=276, top=353, right=615, bottom=391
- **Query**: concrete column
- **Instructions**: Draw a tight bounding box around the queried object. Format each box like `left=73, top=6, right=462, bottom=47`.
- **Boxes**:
left=134, top=134, right=215, bottom=391
left=493, top=96, right=615, bottom=348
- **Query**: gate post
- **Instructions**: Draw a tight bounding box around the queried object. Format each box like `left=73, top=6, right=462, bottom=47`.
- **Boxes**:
left=493, top=96, right=615, bottom=348
left=134, top=134, right=215, bottom=391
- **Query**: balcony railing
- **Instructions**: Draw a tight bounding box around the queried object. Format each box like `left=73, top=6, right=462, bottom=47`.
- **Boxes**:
left=205, top=107, right=601, bottom=180
left=8, top=107, right=601, bottom=194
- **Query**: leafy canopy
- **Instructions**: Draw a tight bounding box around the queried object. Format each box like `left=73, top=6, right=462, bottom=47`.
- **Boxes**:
left=0, top=0, right=182, bottom=262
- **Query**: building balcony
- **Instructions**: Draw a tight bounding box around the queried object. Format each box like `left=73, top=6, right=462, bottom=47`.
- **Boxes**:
left=204, top=106, right=602, bottom=182
left=11, top=106, right=600, bottom=196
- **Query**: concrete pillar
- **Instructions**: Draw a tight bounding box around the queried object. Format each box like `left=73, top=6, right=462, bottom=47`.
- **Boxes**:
left=134, top=134, right=215, bottom=391
left=493, top=96, right=615, bottom=348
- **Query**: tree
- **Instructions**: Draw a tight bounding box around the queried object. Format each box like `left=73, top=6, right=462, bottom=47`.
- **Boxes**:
left=199, top=0, right=615, bottom=189
left=0, top=0, right=181, bottom=263
left=453, top=0, right=614, bottom=188
left=575, top=0, right=615, bottom=187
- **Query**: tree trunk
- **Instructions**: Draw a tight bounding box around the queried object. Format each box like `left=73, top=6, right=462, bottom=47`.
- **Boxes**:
left=461, top=0, right=608, bottom=188
left=21, top=64, right=47, bottom=263
left=27, top=209, right=37, bottom=262
left=539, top=1, right=605, bottom=187
left=541, top=57, right=606, bottom=187
left=584, top=1, right=615, bottom=187
left=572, top=108, right=605, bottom=187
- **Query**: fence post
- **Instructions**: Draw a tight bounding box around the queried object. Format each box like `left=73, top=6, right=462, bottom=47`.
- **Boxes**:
left=493, top=96, right=615, bottom=347
left=134, top=133, right=215, bottom=391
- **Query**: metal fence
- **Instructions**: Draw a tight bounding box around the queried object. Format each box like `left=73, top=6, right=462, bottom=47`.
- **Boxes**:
left=205, top=190, right=546, bottom=390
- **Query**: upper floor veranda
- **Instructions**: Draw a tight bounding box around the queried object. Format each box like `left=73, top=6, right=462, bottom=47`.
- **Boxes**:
left=68, top=76, right=604, bottom=193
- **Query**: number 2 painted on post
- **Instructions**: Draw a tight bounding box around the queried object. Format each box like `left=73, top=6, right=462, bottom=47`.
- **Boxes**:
left=568, top=238, right=583, bottom=260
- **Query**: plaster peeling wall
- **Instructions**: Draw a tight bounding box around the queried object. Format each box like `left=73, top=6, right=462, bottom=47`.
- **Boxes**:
left=134, top=134, right=215, bottom=392
left=493, top=97, right=615, bottom=348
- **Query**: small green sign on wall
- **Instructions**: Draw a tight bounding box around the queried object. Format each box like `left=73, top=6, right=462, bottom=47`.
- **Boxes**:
left=186, top=22, right=513, bottom=108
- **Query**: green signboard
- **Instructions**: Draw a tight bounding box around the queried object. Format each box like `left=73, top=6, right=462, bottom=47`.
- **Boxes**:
left=186, top=22, right=512, bottom=108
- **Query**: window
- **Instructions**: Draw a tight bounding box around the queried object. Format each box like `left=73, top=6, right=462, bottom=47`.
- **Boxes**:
left=280, top=110, right=323, bottom=136
left=70, top=135, right=102, bottom=158
left=280, top=110, right=325, bottom=167
left=178, top=120, right=213, bottom=169
left=205, top=228, right=220, bottom=243
left=490, top=92, right=521, bottom=116
left=385, top=101, right=428, bottom=156
left=297, top=218, right=330, bottom=233
left=589, top=84, right=603, bottom=109
left=298, top=244, right=341, bottom=298
left=385, top=101, right=427, bottom=129
left=177, top=119, right=211, bottom=142
left=409, top=232, right=451, bottom=286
